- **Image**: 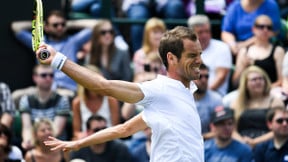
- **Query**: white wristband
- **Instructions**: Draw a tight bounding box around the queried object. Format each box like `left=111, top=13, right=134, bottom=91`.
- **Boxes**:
left=51, top=52, right=67, bottom=70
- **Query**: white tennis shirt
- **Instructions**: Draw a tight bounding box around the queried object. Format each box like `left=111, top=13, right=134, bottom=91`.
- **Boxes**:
left=137, top=75, right=204, bottom=162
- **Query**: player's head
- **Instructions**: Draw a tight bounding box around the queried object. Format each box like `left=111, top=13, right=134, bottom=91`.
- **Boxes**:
left=159, top=26, right=202, bottom=83
left=45, top=10, right=67, bottom=39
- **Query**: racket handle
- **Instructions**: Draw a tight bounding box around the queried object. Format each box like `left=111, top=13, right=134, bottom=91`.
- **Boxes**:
left=39, top=49, right=50, bottom=60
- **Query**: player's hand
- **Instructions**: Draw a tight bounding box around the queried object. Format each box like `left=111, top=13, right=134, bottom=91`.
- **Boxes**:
left=44, top=136, right=80, bottom=152
left=36, top=43, right=56, bottom=65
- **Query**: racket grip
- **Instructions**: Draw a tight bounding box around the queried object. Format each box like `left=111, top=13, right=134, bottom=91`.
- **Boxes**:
left=39, top=49, right=50, bottom=60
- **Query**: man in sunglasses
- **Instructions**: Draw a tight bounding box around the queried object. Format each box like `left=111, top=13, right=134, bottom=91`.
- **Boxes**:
left=194, top=63, right=223, bottom=140
left=70, top=114, right=132, bottom=162
left=19, top=64, right=70, bottom=151
left=253, top=107, right=288, bottom=162
left=11, top=10, right=97, bottom=97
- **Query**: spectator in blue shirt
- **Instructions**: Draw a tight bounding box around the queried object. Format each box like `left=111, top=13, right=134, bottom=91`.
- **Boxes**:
left=221, top=0, right=281, bottom=56
left=205, top=106, right=254, bottom=162
left=11, top=10, right=97, bottom=94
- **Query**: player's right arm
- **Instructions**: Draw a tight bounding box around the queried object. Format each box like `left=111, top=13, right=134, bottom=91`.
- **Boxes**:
left=37, top=44, right=144, bottom=103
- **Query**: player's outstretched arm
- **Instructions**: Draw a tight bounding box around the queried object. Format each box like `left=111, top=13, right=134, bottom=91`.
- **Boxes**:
left=44, top=113, right=147, bottom=152
left=36, top=44, right=144, bottom=103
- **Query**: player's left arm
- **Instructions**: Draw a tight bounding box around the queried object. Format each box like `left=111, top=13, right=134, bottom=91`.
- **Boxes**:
left=45, top=113, right=148, bottom=152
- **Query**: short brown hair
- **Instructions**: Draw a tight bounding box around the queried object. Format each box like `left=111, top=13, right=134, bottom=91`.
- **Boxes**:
left=159, top=26, right=198, bottom=69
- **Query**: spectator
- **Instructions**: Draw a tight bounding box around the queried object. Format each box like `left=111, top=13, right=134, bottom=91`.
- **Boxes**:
left=122, top=0, right=187, bottom=52
left=253, top=107, right=288, bottom=162
left=232, top=15, right=285, bottom=88
left=70, top=114, right=132, bottom=162
left=133, top=17, right=166, bottom=75
left=11, top=10, right=97, bottom=95
left=221, top=0, right=281, bottom=56
left=230, top=65, right=284, bottom=148
left=72, top=64, right=120, bottom=140
left=205, top=106, right=254, bottom=162
left=271, top=51, right=288, bottom=108
left=188, top=14, right=232, bottom=96
left=193, top=64, right=223, bottom=140
left=0, top=82, right=15, bottom=129
left=19, top=64, right=70, bottom=151
left=0, top=123, right=23, bottom=162
left=24, top=118, right=68, bottom=162
left=71, top=0, right=102, bottom=18
left=83, top=19, right=133, bottom=81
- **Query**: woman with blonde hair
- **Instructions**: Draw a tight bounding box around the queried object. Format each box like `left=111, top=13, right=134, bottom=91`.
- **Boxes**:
left=25, top=118, right=67, bottom=162
left=72, top=64, right=120, bottom=140
left=133, top=17, right=167, bottom=75
left=230, top=65, right=284, bottom=148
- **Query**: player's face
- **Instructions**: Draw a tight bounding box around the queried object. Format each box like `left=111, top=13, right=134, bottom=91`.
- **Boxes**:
left=45, top=15, right=67, bottom=39
left=176, top=39, right=202, bottom=83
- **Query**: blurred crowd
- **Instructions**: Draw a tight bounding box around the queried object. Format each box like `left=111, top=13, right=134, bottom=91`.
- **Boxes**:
left=1, top=0, right=288, bottom=161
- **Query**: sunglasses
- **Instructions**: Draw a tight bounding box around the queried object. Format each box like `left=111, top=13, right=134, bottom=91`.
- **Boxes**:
left=100, top=29, right=114, bottom=35
left=51, top=22, right=66, bottom=28
left=92, top=127, right=107, bottom=133
left=254, top=24, right=273, bottom=31
left=275, top=118, right=288, bottom=124
left=199, top=74, right=209, bottom=79
left=38, top=73, right=54, bottom=78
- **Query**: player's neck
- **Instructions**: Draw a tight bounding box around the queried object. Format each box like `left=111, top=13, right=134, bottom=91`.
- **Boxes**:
left=166, top=72, right=190, bottom=88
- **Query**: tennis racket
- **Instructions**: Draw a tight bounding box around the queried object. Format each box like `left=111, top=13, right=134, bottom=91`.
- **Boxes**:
left=32, top=0, right=50, bottom=60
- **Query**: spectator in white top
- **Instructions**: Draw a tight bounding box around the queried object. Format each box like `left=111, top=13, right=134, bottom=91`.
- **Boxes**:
left=188, top=14, right=232, bottom=96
